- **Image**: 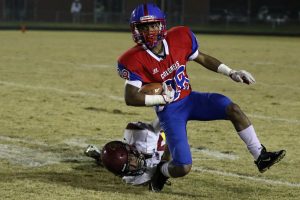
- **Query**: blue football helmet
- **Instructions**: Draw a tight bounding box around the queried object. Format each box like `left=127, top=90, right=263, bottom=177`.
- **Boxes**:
left=130, top=3, right=167, bottom=48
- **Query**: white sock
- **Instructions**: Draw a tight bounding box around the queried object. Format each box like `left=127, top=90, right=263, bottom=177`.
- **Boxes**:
left=238, top=125, right=263, bottom=160
left=160, top=162, right=171, bottom=177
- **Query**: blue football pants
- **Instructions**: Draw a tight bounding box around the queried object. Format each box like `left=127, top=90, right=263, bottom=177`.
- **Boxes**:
left=156, top=91, right=232, bottom=165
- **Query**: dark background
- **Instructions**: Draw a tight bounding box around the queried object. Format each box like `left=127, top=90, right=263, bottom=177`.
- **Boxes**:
left=0, top=0, right=299, bottom=35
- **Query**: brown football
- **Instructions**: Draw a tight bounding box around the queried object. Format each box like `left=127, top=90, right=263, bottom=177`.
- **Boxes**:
left=138, top=83, right=163, bottom=95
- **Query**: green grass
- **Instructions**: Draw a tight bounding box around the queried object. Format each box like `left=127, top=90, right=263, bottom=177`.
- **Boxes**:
left=0, top=30, right=299, bottom=200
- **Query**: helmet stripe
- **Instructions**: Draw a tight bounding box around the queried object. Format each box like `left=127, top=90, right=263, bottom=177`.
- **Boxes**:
left=143, top=3, right=149, bottom=16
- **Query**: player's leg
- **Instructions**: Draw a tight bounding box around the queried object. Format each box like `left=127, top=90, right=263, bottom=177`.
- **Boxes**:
left=188, top=91, right=262, bottom=158
left=225, top=102, right=286, bottom=172
left=160, top=119, right=192, bottom=178
left=186, top=92, right=264, bottom=155
left=225, top=103, right=263, bottom=160
left=150, top=99, right=192, bottom=192
left=188, top=91, right=285, bottom=172
left=150, top=119, right=192, bottom=192
left=158, top=97, right=194, bottom=177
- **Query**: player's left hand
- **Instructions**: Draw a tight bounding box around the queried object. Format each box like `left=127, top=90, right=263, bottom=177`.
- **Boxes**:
left=229, top=70, right=256, bottom=84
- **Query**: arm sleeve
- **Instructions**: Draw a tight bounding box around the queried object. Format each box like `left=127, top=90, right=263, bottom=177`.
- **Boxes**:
left=117, top=62, right=143, bottom=82
left=125, top=80, right=142, bottom=88
left=187, top=29, right=199, bottom=61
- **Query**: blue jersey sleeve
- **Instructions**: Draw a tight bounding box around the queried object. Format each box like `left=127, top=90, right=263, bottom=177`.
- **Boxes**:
left=189, top=30, right=199, bottom=54
left=187, top=29, right=199, bottom=60
left=117, top=62, right=142, bottom=81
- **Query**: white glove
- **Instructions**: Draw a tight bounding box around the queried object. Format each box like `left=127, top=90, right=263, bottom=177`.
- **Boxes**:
left=162, top=83, right=175, bottom=103
left=229, top=70, right=256, bottom=84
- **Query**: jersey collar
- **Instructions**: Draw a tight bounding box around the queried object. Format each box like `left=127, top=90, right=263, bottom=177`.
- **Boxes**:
left=143, top=39, right=169, bottom=62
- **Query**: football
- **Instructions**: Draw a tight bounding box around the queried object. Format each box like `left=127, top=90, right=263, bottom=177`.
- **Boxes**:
left=138, top=83, right=163, bottom=95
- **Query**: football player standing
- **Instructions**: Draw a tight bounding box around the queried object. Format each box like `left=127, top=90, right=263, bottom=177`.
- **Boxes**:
left=116, top=3, right=286, bottom=192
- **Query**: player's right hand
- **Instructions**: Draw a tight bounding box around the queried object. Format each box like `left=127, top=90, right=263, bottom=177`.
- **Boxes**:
left=162, top=83, right=175, bottom=103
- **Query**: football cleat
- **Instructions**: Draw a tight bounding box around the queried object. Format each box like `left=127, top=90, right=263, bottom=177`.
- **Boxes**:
left=84, top=144, right=102, bottom=166
left=255, top=145, right=286, bottom=173
left=149, top=161, right=169, bottom=192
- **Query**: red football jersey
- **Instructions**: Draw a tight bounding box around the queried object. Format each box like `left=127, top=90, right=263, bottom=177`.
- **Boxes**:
left=117, top=26, right=199, bottom=101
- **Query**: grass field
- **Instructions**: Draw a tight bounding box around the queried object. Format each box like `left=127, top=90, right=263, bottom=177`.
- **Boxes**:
left=0, top=30, right=299, bottom=200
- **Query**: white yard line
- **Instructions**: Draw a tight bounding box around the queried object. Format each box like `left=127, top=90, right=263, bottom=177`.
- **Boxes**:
left=0, top=80, right=123, bottom=101
left=197, top=76, right=300, bottom=90
left=63, top=139, right=239, bottom=160
left=63, top=137, right=122, bottom=149
left=0, top=80, right=299, bottom=123
left=248, top=114, right=300, bottom=124
left=79, top=64, right=112, bottom=69
left=0, top=144, right=61, bottom=167
left=0, top=136, right=299, bottom=188
left=251, top=61, right=274, bottom=66
left=0, top=136, right=48, bottom=146
left=191, top=148, right=238, bottom=160
left=43, top=59, right=113, bottom=69
left=1, top=57, right=112, bottom=69
left=257, top=82, right=300, bottom=90
left=193, top=167, right=300, bottom=188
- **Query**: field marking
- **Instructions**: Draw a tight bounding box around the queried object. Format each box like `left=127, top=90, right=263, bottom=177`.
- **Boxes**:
left=0, top=80, right=299, bottom=124
left=80, top=64, right=112, bottom=69
left=196, top=76, right=300, bottom=91
left=248, top=114, right=300, bottom=124
left=1, top=57, right=112, bottom=69
left=2, top=56, right=299, bottom=90
left=0, top=136, right=299, bottom=188
left=2, top=55, right=300, bottom=90
left=193, top=167, right=300, bottom=188
left=63, top=138, right=91, bottom=148
left=0, top=136, right=48, bottom=146
left=251, top=61, right=274, bottom=66
left=62, top=138, right=239, bottom=161
left=44, top=60, right=112, bottom=69
left=257, top=82, right=300, bottom=90
left=0, top=136, right=121, bottom=168
left=0, top=144, right=62, bottom=167
left=63, top=137, right=119, bottom=148
left=0, top=136, right=93, bottom=168
left=0, top=80, right=123, bottom=101
left=0, top=136, right=238, bottom=168
left=191, top=148, right=238, bottom=160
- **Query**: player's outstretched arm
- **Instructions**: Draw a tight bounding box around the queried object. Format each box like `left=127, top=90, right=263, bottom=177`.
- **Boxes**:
left=193, top=51, right=255, bottom=85
left=193, top=51, right=222, bottom=72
